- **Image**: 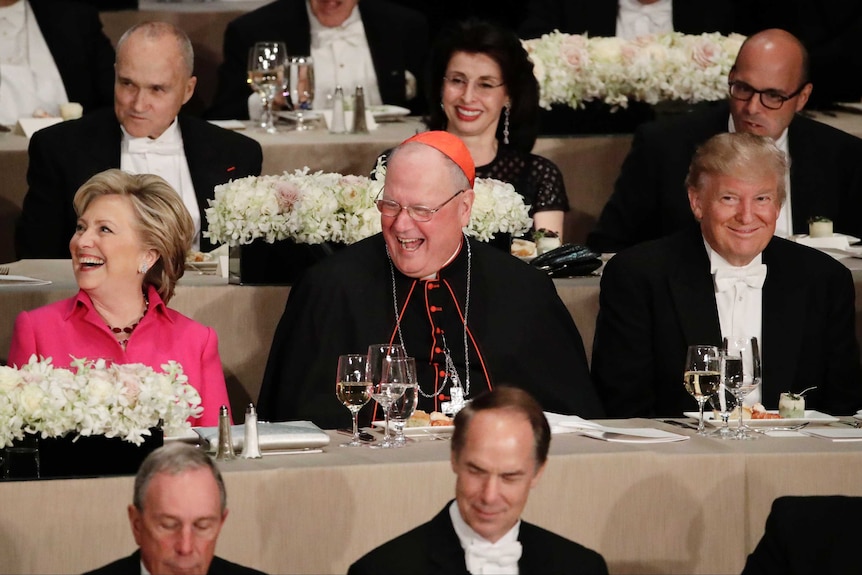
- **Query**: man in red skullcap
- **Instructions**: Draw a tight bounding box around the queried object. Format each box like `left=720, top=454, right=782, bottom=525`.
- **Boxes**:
left=258, top=132, right=603, bottom=429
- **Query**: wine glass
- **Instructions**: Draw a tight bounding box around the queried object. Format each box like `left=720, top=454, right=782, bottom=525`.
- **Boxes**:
left=385, top=357, right=418, bottom=446
left=335, top=354, right=372, bottom=447
left=683, top=345, right=721, bottom=435
left=286, top=55, right=315, bottom=130
left=724, top=337, right=762, bottom=440
left=366, top=343, right=406, bottom=448
left=247, top=41, right=287, bottom=133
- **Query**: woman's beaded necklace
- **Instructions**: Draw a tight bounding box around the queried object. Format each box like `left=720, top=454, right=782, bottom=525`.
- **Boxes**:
left=107, top=295, right=149, bottom=349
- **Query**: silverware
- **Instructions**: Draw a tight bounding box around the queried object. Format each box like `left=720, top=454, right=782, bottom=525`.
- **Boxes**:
left=835, top=419, right=862, bottom=428
left=0, top=266, right=9, bottom=275
left=659, top=419, right=698, bottom=431
left=752, top=422, right=810, bottom=433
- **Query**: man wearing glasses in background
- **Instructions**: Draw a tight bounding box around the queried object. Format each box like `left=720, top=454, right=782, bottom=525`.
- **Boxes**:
left=587, top=28, right=862, bottom=253
left=258, top=131, right=604, bottom=430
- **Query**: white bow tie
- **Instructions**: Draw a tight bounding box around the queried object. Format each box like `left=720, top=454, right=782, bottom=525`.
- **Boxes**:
left=464, top=540, right=522, bottom=575
left=713, top=264, right=767, bottom=292
left=127, top=137, right=181, bottom=156
left=315, top=20, right=364, bottom=48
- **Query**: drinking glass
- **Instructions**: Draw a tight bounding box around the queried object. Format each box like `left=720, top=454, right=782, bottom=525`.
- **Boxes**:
left=683, top=345, right=721, bottom=435
left=335, top=354, right=372, bottom=447
left=385, top=357, right=418, bottom=446
left=247, top=41, right=287, bottom=133
left=709, top=348, right=739, bottom=439
left=286, top=56, right=315, bottom=130
left=724, top=337, right=762, bottom=440
left=366, top=344, right=406, bottom=449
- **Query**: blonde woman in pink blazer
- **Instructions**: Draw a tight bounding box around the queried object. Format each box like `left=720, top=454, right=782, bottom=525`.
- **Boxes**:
left=9, top=169, right=230, bottom=426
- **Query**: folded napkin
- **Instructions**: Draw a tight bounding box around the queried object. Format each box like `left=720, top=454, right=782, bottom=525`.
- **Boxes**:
left=801, top=428, right=862, bottom=442
left=543, top=413, right=688, bottom=443
left=194, top=420, right=330, bottom=452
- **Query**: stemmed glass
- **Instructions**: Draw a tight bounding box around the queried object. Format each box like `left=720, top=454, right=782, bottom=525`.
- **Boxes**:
left=335, top=354, right=372, bottom=447
left=286, top=55, right=315, bottom=130
left=724, top=337, right=762, bottom=440
left=385, top=357, right=418, bottom=447
left=247, top=41, right=287, bottom=133
left=366, top=343, right=406, bottom=449
left=683, top=345, right=721, bottom=435
left=709, top=347, right=739, bottom=439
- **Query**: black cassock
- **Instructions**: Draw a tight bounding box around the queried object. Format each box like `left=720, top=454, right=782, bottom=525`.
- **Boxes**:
left=258, top=233, right=603, bottom=429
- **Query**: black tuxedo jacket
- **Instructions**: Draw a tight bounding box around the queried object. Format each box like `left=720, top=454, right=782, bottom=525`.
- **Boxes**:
left=742, top=496, right=860, bottom=575
left=592, top=226, right=862, bottom=417
left=82, top=549, right=267, bottom=575
left=16, top=109, right=262, bottom=258
left=588, top=102, right=862, bottom=253
left=29, top=0, right=115, bottom=114
left=207, top=0, right=428, bottom=120
left=519, top=0, right=737, bottom=39
left=348, top=504, right=608, bottom=575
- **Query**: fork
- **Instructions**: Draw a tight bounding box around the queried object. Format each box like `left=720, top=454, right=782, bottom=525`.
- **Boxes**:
left=752, top=422, right=810, bottom=433
left=0, top=266, right=9, bottom=275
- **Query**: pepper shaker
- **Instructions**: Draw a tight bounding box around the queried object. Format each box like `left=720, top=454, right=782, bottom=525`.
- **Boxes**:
left=352, top=85, right=368, bottom=134
left=241, top=403, right=263, bottom=459
left=329, top=85, right=347, bottom=134
left=215, top=405, right=235, bottom=461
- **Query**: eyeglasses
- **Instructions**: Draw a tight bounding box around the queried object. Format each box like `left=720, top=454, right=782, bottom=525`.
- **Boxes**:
left=728, top=80, right=808, bottom=110
left=376, top=190, right=464, bottom=222
left=443, top=75, right=505, bottom=95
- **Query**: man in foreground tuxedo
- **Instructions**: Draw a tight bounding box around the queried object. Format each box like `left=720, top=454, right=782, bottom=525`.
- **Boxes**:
left=588, top=28, right=862, bottom=253
left=16, top=21, right=263, bottom=259
left=592, top=132, right=862, bottom=418
left=0, top=0, right=114, bottom=125
left=348, top=387, right=608, bottom=575
left=83, top=443, right=265, bottom=575
left=742, top=495, right=859, bottom=574
left=207, top=0, right=428, bottom=120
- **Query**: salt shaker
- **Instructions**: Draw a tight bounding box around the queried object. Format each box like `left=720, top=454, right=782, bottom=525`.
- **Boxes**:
left=215, top=405, right=235, bottom=461
left=329, top=86, right=347, bottom=134
left=352, top=85, right=368, bottom=134
left=241, top=403, right=263, bottom=459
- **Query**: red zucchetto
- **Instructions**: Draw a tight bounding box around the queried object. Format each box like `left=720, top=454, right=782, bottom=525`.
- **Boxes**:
left=402, top=131, right=475, bottom=187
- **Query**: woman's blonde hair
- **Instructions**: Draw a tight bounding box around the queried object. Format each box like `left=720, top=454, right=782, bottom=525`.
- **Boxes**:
left=73, top=169, right=193, bottom=304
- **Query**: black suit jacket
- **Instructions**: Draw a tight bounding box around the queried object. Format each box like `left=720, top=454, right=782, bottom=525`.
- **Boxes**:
left=742, top=495, right=860, bottom=575
left=519, top=0, right=737, bottom=39
left=82, top=549, right=267, bottom=575
left=16, top=109, right=263, bottom=258
left=592, top=226, right=862, bottom=417
left=29, top=0, right=115, bottom=114
left=348, top=504, right=608, bottom=575
left=207, top=0, right=428, bottom=120
left=588, top=102, right=862, bottom=252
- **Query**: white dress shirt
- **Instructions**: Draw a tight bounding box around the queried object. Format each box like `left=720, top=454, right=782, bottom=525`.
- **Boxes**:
left=0, top=0, right=68, bottom=125
left=306, top=0, right=382, bottom=109
left=449, top=501, right=522, bottom=575
left=729, top=116, right=793, bottom=237
left=706, top=240, right=764, bottom=405
left=616, top=0, right=673, bottom=40
left=121, top=120, right=201, bottom=251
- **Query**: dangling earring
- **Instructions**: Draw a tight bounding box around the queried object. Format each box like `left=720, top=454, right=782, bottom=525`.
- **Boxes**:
left=139, top=262, right=148, bottom=275
left=503, top=104, right=510, bottom=146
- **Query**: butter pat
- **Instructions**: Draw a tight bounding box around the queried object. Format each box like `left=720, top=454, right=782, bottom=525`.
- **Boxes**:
left=778, top=392, right=805, bottom=418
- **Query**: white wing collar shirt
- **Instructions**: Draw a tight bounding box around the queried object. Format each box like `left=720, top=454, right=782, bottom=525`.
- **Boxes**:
left=706, top=239, right=765, bottom=404
left=306, top=0, right=382, bottom=108
left=121, top=119, right=202, bottom=251
left=616, top=0, right=673, bottom=40
left=729, top=115, right=793, bottom=238
left=449, top=501, right=523, bottom=575
left=0, top=0, right=68, bottom=125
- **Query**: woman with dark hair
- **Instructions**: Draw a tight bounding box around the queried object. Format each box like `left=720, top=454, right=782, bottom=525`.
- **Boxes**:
left=8, top=169, right=230, bottom=426
left=426, top=19, right=569, bottom=237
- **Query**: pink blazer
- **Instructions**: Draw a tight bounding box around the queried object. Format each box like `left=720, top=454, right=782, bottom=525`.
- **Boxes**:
left=8, top=285, right=230, bottom=426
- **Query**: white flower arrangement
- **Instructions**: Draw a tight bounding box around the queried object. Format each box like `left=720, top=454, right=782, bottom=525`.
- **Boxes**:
left=523, top=31, right=746, bottom=110
left=204, top=163, right=532, bottom=247
left=0, top=356, right=203, bottom=447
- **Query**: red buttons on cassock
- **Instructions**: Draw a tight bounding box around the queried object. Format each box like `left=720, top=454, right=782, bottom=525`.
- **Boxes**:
left=438, top=370, right=446, bottom=378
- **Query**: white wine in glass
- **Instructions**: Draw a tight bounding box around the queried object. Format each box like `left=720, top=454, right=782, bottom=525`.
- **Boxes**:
left=336, top=354, right=372, bottom=447
left=247, top=41, right=287, bottom=133
left=684, top=345, right=720, bottom=435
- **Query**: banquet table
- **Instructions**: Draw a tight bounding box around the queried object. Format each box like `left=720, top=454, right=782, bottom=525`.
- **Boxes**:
left=0, top=422, right=860, bottom=575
